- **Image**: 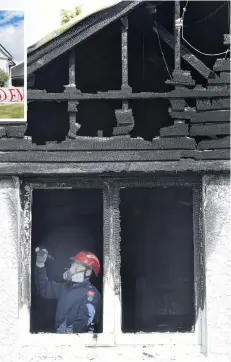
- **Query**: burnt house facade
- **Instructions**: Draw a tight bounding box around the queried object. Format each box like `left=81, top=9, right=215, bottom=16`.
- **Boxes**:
left=0, top=1, right=230, bottom=361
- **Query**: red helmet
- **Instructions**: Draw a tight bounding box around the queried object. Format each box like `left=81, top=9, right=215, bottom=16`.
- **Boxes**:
left=70, top=251, right=100, bottom=277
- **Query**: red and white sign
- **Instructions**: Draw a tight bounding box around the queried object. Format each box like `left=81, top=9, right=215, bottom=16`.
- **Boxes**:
left=0, top=88, right=24, bottom=103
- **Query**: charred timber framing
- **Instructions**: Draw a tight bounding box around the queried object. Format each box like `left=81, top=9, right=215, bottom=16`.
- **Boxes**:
left=0, top=160, right=229, bottom=175
left=64, top=49, right=81, bottom=138
left=152, top=23, right=215, bottom=80
left=27, top=89, right=230, bottom=101
left=113, top=16, right=134, bottom=136
left=20, top=1, right=230, bottom=169
left=27, top=1, right=141, bottom=75
left=121, top=16, right=130, bottom=92
left=0, top=150, right=229, bottom=163
left=174, top=1, right=181, bottom=72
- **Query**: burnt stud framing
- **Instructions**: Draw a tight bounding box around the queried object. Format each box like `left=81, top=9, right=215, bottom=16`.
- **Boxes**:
left=64, top=49, right=81, bottom=139
left=27, top=89, right=230, bottom=101
left=113, top=16, right=134, bottom=137
left=174, top=1, right=181, bottom=73
left=6, top=0, right=230, bottom=164
left=20, top=175, right=204, bottom=344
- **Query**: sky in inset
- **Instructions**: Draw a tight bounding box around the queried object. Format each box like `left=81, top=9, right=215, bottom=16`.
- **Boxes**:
left=0, top=11, right=24, bottom=64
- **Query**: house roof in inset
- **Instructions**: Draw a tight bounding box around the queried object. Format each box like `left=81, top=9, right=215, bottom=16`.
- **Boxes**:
left=0, top=44, right=13, bottom=59
left=11, top=62, right=24, bottom=79
left=27, top=0, right=141, bottom=75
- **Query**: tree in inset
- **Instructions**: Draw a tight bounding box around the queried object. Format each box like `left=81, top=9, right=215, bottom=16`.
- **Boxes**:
left=0, top=69, right=9, bottom=87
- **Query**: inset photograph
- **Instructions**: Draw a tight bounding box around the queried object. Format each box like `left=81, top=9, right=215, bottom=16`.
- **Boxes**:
left=0, top=10, right=24, bottom=120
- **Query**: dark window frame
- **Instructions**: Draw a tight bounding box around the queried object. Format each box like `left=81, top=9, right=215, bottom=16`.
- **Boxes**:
left=21, top=175, right=204, bottom=346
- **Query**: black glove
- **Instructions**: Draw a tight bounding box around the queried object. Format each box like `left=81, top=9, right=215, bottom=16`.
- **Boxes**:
left=36, top=248, right=48, bottom=268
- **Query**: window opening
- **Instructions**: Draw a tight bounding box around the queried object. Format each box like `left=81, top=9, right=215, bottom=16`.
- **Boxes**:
left=120, top=186, right=195, bottom=333
left=30, top=189, right=103, bottom=334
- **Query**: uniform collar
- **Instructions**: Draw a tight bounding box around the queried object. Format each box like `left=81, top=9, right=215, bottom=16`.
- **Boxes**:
left=72, top=278, right=91, bottom=288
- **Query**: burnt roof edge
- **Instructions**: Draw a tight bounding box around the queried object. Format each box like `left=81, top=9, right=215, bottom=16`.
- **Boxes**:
left=0, top=160, right=229, bottom=176
left=27, top=1, right=142, bottom=75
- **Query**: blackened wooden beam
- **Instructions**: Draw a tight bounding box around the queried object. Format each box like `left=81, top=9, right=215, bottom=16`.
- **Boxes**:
left=159, top=121, right=189, bottom=137
left=0, top=150, right=183, bottom=162
left=208, top=72, right=230, bottom=84
left=113, top=16, right=134, bottom=136
left=152, top=23, right=215, bottom=79
left=169, top=109, right=230, bottom=122
left=190, top=123, right=230, bottom=137
left=65, top=49, right=81, bottom=138
left=197, top=98, right=230, bottom=111
left=69, top=49, right=75, bottom=86
left=0, top=135, right=195, bottom=151
left=213, top=58, right=230, bottom=72
left=0, top=149, right=229, bottom=163
left=190, top=110, right=230, bottom=123
left=27, top=89, right=230, bottom=101
left=192, top=149, right=230, bottom=160
left=0, top=160, right=229, bottom=174
left=174, top=1, right=181, bottom=72
left=121, top=16, right=130, bottom=92
left=198, top=137, right=230, bottom=150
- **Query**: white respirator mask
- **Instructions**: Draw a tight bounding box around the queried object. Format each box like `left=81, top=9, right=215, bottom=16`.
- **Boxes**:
left=63, top=262, right=86, bottom=283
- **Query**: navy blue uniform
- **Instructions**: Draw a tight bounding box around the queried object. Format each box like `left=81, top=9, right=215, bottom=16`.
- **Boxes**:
left=35, top=266, right=101, bottom=333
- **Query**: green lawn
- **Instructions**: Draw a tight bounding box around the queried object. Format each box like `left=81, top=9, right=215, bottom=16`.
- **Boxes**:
left=0, top=104, right=24, bottom=119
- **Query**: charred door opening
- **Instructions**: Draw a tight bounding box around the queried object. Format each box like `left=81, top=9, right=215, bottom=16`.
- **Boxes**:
left=30, top=189, right=103, bottom=333
left=120, top=187, right=194, bottom=333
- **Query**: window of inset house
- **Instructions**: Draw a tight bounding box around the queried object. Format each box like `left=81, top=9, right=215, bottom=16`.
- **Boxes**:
left=22, top=177, right=204, bottom=345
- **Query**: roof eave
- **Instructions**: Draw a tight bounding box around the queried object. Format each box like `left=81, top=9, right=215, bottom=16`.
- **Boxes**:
left=0, top=44, right=13, bottom=59
left=27, top=1, right=142, bottom=75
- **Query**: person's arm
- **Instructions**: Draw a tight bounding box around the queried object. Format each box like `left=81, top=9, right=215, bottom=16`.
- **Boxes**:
left=34, top=249, right=64, bottom=300
left=66, top=291, right=101, bottom=333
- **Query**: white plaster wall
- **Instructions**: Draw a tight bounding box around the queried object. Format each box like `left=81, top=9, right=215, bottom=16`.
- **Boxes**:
left=0, top=175, right=230, bottom=362
left=0, top=177, right=20, bottom=362
left=203, top=174, right=231, bottom=359
left=0, top=58, right=8, bottom=73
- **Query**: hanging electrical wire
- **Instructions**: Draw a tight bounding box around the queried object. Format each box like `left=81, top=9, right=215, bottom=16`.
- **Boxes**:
left=155, top=21, right=172, bottom=79
left=181, top=2, right=230, bottom=57
left=184, top=2, right=227, bottom=27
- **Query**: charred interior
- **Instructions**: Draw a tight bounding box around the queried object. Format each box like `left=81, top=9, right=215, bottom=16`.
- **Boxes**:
left=30, top=189, right=103, bottom=333
left=120, top=187, right=194, bottom=333
left=27, top=1, right=230, bottom=147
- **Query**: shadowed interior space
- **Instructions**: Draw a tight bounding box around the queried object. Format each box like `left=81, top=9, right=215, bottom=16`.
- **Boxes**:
left=27, top=1, right=228, bottom=145
left=120, top=187, right=195, bottom=333
left=30, top=189, right=103, bottom=333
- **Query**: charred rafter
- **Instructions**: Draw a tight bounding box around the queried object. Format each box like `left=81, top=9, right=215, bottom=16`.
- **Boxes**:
left=174, top=1, right=181, bottom=72
left=121, top=16, right=130, bottom=92
left=113, top=16, right=134, bottom=137
left=152, top=22, right=216, bottom=80
left=64, top=49, right=81, bottom=139
left=27, top=89, right=230, bottom=101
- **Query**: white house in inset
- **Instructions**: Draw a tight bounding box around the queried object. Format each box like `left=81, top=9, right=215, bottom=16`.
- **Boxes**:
left=0, top=44, right=16, bottom=86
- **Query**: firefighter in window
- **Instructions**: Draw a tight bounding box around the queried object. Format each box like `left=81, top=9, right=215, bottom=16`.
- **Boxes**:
left=35, top=249, right=101, bottom=334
